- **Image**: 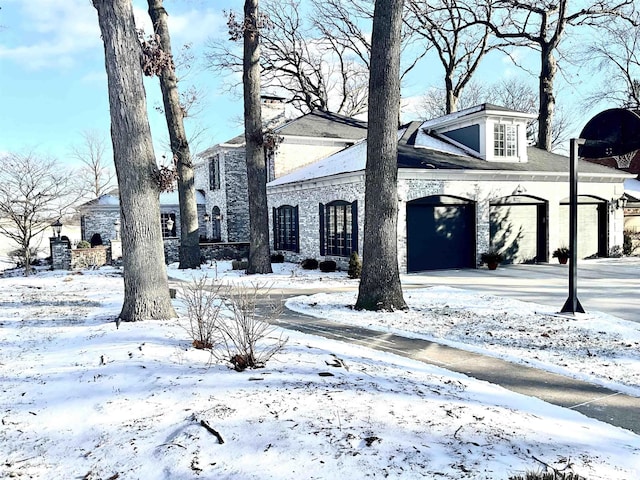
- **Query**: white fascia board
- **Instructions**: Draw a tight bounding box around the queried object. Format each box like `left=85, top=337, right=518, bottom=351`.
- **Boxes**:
left=267, top=170, right=364, bottom=194
left=398, top=168, right=633, bottom=183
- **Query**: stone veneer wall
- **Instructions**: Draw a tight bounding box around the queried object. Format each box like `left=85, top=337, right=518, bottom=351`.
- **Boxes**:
left=50, top=238, right=71, bottom=270
left=268, top=176, right=365, bottom=270
left=71, top=246, right=110, bottom=269
left=82, top=208, right=120, bottom=244
left=224, top=149, right=250, bottom=242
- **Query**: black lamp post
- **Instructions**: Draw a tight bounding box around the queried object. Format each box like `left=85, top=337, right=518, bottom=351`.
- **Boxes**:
left=51, top=219, right=63, bottom=239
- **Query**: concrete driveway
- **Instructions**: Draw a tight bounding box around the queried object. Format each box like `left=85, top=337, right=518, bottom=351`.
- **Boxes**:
left=402, top=257, right=640, bottom=323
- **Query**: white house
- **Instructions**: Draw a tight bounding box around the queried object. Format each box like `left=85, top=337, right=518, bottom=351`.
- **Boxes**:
left=267, top=104, right=632, bottom=272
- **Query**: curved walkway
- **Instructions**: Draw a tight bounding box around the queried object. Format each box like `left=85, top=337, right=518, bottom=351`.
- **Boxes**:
left=269, top=301, right=640, bottom=435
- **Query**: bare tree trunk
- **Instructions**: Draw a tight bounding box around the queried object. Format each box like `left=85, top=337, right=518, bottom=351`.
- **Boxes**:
left=244, top=0, right=272, bottom=275
left=93, top=0, right=176, bottom=321
left=147, top=0, right=201, bottom=270
left=537, top=45, right=556, bottom=151
left=445, top=74, right=457, bottom=113
left=355, top=0, right=406, bottom=311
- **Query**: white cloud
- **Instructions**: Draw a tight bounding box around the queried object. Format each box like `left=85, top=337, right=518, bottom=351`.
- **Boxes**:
left=0, top=0, right=101, bottom=70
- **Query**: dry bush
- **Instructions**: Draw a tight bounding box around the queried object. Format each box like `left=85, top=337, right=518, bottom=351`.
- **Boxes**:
left=214, top=283, right=287, bottom=371
left=180, top=276, right=229, bottom=350
left=181, top=278, right=287, bottom=370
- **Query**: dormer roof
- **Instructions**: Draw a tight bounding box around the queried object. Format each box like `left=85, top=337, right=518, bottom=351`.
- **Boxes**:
left=419, top=103, right=537, bottom=131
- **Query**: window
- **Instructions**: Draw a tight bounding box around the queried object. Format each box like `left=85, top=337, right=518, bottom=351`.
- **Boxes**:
left=273, top=205, right=299, bottom=252
left=494, top=124, right=517, bottom=157
left=161, top=213, right=176, bottom=238
left=319, top=200, right=358, bottom=257
left=209, top=155, right=221, bottom=190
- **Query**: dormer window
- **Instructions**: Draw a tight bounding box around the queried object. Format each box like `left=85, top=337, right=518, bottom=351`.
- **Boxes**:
left=494, top=124, right=518, bottom=157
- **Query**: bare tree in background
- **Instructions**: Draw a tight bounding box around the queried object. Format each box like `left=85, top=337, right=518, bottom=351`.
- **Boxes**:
left=469, top=0, right=635, bottom=151
left=418, top=77, right=572, bottom=150
left=583, top=16, right=640, bottom=109
left=147, top=0, right=201, bottom=270
left=240, top=0, right=272, bottom=274
left=207, top=0, right=428, bottom=116
left=69, top=130, right=116, bottom=201
left=355, top=0, right=407, bottom=311
left=93, top=0, right=176, bottom=322
left=405, top=0, right=506, bottom=114
left=0, top=152, right=76, bottom=276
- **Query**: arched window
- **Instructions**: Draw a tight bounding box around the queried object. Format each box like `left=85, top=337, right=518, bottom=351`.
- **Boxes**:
left=273, top=205, right=299, bottom=252
left=319, top=200, right=358, bottom=257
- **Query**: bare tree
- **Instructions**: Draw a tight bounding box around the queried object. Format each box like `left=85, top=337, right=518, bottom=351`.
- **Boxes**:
left=405, top=0, right=506, bottom=114
left=241, top=0, right=272, bottom=275
left=583, top=17, right=640, bottom=109
left=418, top=77, right=572, bottom=150
left=93, top=0, right=176, bottom=321
left=69, top=130, right=116, bottom=201
left=207, top=0, right=427, bottom=116
left=0, top=152, right=76, bottom=275
left=355, top=0, right=407, bottom=311
left=470, top=0, right=635, bottom=151
left=147, top=0, right=201, bottom=270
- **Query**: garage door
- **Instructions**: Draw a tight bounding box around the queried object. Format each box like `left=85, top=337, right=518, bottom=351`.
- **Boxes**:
left=406, top=195, right=476, bottom=272
left=490, top=196, right=548, bottom=264
left=559, top=197, right=607, bottom=259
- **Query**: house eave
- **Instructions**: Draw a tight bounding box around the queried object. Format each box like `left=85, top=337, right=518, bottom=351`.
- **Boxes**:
left=267, top=170, right=364, bottom=193
left=398, top=169, right=633, bottom=183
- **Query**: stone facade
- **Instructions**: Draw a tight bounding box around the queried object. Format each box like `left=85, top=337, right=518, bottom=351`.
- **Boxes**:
left=268, top=170, right=627, bottom=273
left=50, top=238, right=71, bottom=270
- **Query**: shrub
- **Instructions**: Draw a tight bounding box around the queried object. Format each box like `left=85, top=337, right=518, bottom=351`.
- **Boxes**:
left=214, top=283, right=287, bottom=371
left=319, top=260, right=337, bottom=272
left=552, top=246, right=570, bottom=259
left=480, top=249, right=504, bottom=265
left=90, top=233, right=103, bottom=247
left=348, top=252, right=362, bottom=279
left=609, top=245, right=623, bottom=258
left=181, top=278, right=287, bottom=371
left=270, top=253, right=285, bottom=263
left=76, top=240, right=91, bottom=249
left=9, top=247, right=39, bottom=267
left=231, top=259, right=248, bottom=270
left=301, top=258, right=318, bottom=270
left=509, top=472, right=585, bottom=480
left=180, top=276, right=228, bottom=350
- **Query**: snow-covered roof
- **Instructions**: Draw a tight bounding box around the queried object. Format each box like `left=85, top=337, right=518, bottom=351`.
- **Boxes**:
left=268, top=139, right=368, bottom=187
left=78, top=190, right=206, bottom=210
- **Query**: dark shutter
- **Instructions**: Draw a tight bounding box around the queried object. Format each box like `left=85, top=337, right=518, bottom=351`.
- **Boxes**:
left=294, top=205, right=300, bottom=253
left=351, top=200, right=358, bottom=254
left=272, top=207, right=277, bottom=250
left=319, top=203, right=325, bottom=256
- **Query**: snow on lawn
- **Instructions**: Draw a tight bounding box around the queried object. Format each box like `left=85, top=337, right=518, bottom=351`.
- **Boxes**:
left=0, top=268, right=639, bottom=479
left=286, top=286, right=640, bottom=398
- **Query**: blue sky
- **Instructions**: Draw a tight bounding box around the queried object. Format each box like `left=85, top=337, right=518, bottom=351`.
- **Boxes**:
left=0, top=0, right=608, bottom=167
left=0, top=0, right=238, bottom=166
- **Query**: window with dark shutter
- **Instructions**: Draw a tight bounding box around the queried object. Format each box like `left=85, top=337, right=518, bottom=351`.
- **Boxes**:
left=273, top=205, right=299, bottom=252
left=209, top=155, right=221, bottom=190
left=320, top=200, right=358, bottom=257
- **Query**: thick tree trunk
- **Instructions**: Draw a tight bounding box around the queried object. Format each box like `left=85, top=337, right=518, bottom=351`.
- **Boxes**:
left=147, top=0, right=201, bottom=270
left=537, top=44, right=556, bottom=151
left=355, top=0, right=407, bottom=311
left=93, top=0, right=176, bottom=321
left=243, top=0, right=272, bottom=275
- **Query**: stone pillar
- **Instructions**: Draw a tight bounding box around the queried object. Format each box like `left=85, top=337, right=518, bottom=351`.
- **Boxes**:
left=50, top=237, right=71, bottom=270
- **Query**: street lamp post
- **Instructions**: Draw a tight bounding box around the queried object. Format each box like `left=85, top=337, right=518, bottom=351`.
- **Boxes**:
left=560, top=138, right=585, bottom=314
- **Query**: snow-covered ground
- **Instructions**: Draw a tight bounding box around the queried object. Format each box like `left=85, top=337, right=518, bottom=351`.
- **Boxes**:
left=1, top=264, right=639, bottom=479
